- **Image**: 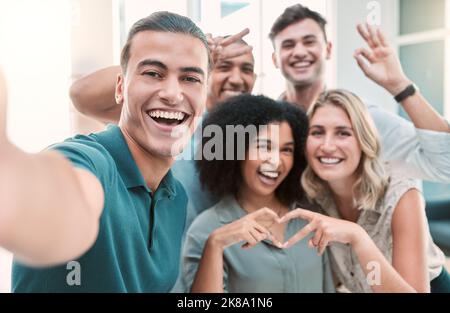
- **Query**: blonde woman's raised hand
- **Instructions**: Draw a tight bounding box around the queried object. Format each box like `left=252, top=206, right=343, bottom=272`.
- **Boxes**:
left=280, top=208, right=365, bottom=255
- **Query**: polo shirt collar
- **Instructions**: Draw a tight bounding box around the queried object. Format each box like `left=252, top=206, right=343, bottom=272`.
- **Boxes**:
left=160, top=169, right=177, bottom=197
left=93, top=125, right=177, bottom=197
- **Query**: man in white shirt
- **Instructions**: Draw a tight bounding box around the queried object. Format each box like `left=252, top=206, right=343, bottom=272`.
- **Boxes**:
left=270, top=4, right=450, bottom=183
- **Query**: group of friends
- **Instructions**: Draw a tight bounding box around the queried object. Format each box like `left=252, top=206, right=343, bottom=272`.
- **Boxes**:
left=1, top=4, right=450, bottom=293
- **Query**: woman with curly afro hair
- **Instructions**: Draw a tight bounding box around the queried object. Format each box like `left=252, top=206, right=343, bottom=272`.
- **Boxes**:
left=179, top=94, right=335, bottom=292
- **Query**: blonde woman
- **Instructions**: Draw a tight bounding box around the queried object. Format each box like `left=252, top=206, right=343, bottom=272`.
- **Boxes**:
left=280, top=89, right=450, bottom=292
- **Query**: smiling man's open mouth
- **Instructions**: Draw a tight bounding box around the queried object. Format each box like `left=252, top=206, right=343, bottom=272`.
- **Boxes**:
left=220, top=89, right=245, bottom=99
left=147, top=109, right=189, bottom=126
left=290, top=60, right=314, bottom=69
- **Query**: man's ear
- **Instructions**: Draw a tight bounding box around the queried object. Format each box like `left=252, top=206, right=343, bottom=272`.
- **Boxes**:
left=115, top=73, right=124, bottom=105
left=272, top=52, right=279, bottom=69
left=325, top=41, right=333, bottom=60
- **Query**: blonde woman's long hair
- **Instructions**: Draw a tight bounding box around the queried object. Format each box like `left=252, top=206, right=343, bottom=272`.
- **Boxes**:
left=301, top=89, right=388, bottom=210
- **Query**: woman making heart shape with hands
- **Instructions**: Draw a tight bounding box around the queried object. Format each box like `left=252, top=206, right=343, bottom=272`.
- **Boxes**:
left=180, top=94, right=335, bottom=293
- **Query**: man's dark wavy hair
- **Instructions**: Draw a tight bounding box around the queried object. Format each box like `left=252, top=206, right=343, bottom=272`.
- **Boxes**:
left=269, top=4, right=328, bottom=44
left=120, top=11, right=212, bottom=73
left=196, top=94, right=309, bottom=206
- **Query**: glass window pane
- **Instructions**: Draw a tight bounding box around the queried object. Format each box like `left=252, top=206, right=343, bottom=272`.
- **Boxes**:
left=424, top=183, right=450, bottom=201
left=221, top=1, right=250, bottom=18
left=399, top=0, right=445, bottom=35
left=399, top=40, right=449, bottom=200
left=399, top=40, right=444, bottom=116
left=187, top=0, right=201, bottom=22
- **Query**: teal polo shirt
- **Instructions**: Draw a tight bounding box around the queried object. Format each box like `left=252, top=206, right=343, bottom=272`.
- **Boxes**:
left=171, top=113, right=217, bottom=232
left=12, top=125, right=187, bottom=292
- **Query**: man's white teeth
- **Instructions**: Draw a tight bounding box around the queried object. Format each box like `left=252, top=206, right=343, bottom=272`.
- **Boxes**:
left=292, top=61, right=312, bottom=68
left=260, top=171, right=279, bottom=179
left=149, top=110, right=185, bottom=121
left=319, top=157, right=341, bottom=164
left=221, top=90, right=243, bottom=97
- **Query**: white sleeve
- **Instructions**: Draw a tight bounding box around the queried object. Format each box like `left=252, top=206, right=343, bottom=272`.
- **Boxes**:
left=367, top=102, right=450, bottom=183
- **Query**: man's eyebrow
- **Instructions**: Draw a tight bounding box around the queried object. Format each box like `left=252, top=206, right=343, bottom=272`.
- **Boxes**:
left=281, top=38, right=295, bottom=45
left=303, top=34, right=317, bottom=40
left=282, top=34, right=317, bottom=44
left=137, top=60, right=204, bottom=77
left=216, top=60, right=232, bottom=66
left=181, top=67, right=205, bottom=77
left=137, top=59, right=167, bottom=70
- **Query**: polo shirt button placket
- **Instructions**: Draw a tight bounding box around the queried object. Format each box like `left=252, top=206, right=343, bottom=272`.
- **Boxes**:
left=148, top=196, right=157, bottom=250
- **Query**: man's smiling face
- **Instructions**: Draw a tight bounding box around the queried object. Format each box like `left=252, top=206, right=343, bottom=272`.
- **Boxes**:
left=208, top=42, right=256, bottom=106
left=272, top=18, right=331, bottom=88
left=117, top=30, right=209, bottom=157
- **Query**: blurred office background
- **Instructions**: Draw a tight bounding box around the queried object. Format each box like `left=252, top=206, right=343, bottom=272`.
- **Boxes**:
left=1, top=0, right=449, bottom=292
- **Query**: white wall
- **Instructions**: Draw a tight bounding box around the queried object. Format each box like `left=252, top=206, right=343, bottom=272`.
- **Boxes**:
left=123, top=0, right=188, bottom=36
left=70, top=0, right=114, bottom=134
left=0, top=0, right=72, bottom=151
left=335, top=0, right=398, bottom=113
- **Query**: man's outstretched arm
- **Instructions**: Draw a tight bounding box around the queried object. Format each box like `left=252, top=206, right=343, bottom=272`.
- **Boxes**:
left=0, top=70, right=104, bottom=267
left=70, top=66, right=122, bottom=125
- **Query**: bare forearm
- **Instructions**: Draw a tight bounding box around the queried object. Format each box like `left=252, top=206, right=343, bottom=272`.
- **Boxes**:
left=400, top=92, right=449, bottom=132
left=351, top=231, right=417, bottom=292
left=191, top=236, right=225, bottom=293
left=70, top=66, right=122, bottom=124
left=0, top=143, right=103, bottom=267
left=386, top=81, right=450, bottom=133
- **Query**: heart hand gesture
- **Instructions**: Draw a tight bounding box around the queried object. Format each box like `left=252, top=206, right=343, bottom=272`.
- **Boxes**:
left=209, top=207, right=283, bottom=250
left=279, top=208, right=364, bottom=255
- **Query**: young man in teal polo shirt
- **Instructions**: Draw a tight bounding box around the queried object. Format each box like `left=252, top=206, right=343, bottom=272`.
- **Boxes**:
left=0, top=11, right=210, bottom=292
left=68, top=31, right=257, bottom=231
